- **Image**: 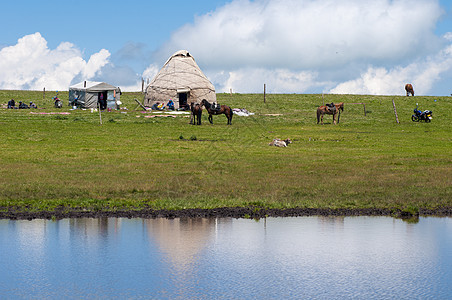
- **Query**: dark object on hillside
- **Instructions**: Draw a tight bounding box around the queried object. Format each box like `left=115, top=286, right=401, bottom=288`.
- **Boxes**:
left=54, top=96, right=62, bottom=108
left=18, top=101, right=29, bottom=109
left=412, top=104, right=432, bottom=122
left=134, top=98, right=147, bottom=111
left=7, top=99, right=15, bottom=109
left=405, top=83, right=414, bottom=96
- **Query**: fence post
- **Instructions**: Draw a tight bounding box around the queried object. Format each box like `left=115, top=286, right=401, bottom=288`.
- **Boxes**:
left=264, top=84, right=266, bottom=103
left=392, top=98, right=399, bottom=124
left=98, top=102, right=103, bottom=125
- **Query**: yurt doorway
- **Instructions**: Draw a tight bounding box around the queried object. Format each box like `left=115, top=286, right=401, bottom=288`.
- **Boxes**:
left=98, top=91, right=108, bottom=110
left=178, top=92, right=188, bottom=109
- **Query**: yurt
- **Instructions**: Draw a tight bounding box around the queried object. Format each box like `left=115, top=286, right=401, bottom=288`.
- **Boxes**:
left=144, top=50, right=216, bottom=109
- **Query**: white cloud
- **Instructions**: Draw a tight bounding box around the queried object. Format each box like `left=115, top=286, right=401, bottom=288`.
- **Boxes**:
left=2, top=1, right=451, bottom=95
left=142, top=64, right=159, bottom=81
left=0, top=32, right=110, bottom=90
left=330, top=44, right=452, bottom=95
left=444, top=32, right=452, bottom=41
left=158, top=0, right=442, bottom=69
left=151, top=0, right=449, bottom=95
left=210, top=67, right=325, bottom=93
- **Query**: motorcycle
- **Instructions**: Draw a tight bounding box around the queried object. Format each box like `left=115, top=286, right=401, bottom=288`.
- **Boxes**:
left=411, top=104, right=432, bottom=122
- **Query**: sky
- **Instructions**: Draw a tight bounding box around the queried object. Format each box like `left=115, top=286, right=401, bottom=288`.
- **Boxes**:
left=1, top=0, right=452, bottom=96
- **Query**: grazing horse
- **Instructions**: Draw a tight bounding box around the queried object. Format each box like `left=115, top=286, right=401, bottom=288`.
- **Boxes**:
left=201, top=99, right=233, bottom=125
left=405, top=83, right=414, bottom=96
left=190, top=102, right=202, bottom=125
left=316, top=102, right=344, bottom=125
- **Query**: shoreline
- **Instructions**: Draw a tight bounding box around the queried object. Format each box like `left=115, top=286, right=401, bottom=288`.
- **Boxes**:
left=1, top=207, right=451, bottom=220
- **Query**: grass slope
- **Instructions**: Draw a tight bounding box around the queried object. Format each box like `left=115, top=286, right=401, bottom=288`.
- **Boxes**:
left=0, top=90, right=451, bottom=215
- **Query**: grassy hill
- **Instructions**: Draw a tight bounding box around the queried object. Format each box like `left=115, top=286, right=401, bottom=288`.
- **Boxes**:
left=0, top=90, right=451, bottom=217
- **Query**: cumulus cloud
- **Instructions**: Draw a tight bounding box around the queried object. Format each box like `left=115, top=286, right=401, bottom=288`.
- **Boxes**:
left=330, top=43, right=452, bottom=95
left=157, top=0, right=442, bottom=67
left=2, top=1, right=452, bottom=95
left=151, top=0, right=450, bottom=94
left=0, top=32, right=110, bottom=90
left=209, top=68, right=326, bottom=93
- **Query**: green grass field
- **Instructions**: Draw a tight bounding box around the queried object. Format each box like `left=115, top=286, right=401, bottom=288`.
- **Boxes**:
left=0, top=90, right=451, bottom=214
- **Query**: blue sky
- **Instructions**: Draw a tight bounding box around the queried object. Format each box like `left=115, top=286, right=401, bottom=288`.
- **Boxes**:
left=1, top=0, right=452, bottom=96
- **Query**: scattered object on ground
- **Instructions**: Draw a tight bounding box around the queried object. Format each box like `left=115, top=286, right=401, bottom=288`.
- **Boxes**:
left=134, top=98, right=149, bottom=111
left=144, top=115, right=176, bottom=118
left=29, top=112, right=71, bottom=115
left=140, top=111, right=189, bottom=115
left=233, top=108, right=255, bottom=116
left=163, top=111, right=190, bottom=114
left=269, top=138, right=292, bottom=147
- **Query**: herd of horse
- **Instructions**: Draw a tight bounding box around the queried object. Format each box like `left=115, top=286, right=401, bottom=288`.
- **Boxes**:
left=188, top=84, right=414, bottom=126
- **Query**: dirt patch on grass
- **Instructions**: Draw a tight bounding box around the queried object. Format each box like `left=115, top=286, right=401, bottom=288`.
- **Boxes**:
left=1, top=206, right=450, bottom=220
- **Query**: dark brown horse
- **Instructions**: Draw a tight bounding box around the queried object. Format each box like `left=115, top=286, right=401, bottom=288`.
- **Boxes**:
left=190, top=102, right=202, bottom=125
left=201, top=99, right=233, bottom=125
left=405, top=83, right=414, bottom=96
left=316, top=102, right=344, bottom=125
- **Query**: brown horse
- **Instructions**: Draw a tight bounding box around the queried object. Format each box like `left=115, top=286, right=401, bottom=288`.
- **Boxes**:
left=201, top=99, right=233, bottom=125
left=405, top=83, right=414, bottom=96
left=316, top=102, right=344, bottom=125
left=190, top=102, right=202, bottom=125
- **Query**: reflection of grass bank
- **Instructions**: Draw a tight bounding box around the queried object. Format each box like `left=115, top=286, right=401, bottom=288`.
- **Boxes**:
left=0, top=91, right=451, bottom=216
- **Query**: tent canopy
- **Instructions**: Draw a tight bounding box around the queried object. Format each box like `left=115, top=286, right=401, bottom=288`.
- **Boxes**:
left=70, top=81, right=118, bottom=92
left=144, top=50, right=216, bottom=109
left=69, top=81, right=121, bottom=109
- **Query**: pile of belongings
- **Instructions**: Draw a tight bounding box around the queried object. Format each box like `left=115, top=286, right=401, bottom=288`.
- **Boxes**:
left=233, top=108, right=255, bottom=116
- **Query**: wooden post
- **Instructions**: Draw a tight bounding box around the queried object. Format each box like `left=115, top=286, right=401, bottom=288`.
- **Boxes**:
left=43, top=87, right=45, bottom=99
left=98, top=102, right=103, bottom=125
left=392, top=98, right=399, bottom=124
left=348, top=103, right=367, bottom=116
left=141, top=78, right=144, bottom=93
left=264, top=84, right=266, bottom=103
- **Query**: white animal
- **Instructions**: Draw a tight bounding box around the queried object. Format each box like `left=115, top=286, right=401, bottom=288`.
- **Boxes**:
left=269, top=138, right=292, bottom=147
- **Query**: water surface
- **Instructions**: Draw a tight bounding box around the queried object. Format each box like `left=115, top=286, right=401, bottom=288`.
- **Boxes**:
left=0, top=216, right=451, bottom=299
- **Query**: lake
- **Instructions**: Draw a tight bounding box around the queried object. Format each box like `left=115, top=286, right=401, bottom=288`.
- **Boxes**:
left=0, top=216, right=451, bottom=299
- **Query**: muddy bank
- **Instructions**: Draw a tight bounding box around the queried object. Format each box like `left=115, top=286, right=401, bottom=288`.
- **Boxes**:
left=1, top=206, right=451, bottom=220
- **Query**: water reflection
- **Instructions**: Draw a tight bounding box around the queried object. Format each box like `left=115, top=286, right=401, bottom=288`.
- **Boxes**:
left=144, top=218, right=216, bottom=270
left=0, top=216, right=451, bottom=299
